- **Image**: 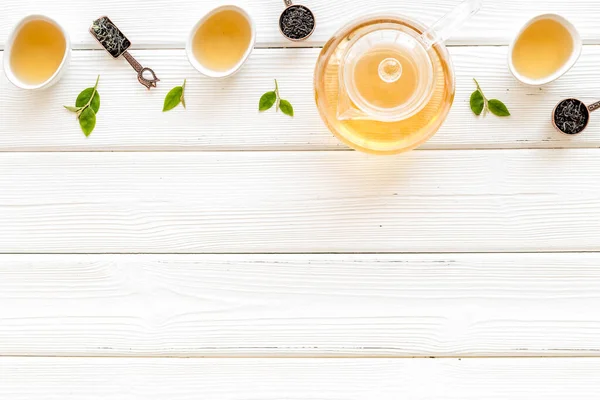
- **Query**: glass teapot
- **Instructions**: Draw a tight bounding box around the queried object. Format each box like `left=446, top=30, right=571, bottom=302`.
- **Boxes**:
left=314, top=0, right=482, bottom=154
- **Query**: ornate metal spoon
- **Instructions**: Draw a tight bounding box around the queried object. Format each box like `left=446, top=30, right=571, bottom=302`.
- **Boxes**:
left=552, top=98, right=600, bottom=135
left=90, top=16, right=159, bottom=89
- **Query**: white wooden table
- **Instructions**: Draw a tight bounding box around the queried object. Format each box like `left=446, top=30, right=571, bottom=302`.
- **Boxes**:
left=2, top=0, right=600, bottom=398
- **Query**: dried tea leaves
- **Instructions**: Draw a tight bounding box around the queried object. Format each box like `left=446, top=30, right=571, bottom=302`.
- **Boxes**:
left=554, top=98, right=589, bottom=135
left=91, top=16, right=131, bottom=58
left=279, top=5, right=315, bottom=41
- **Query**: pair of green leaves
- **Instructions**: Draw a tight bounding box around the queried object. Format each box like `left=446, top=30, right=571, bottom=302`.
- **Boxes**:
left=163, top=79, right=187, bottom=112
left=64, top=75, right=101, bottom=136
left=470, top=79, right=510, bottom=117
left=259, top=79, right=294, bottom=117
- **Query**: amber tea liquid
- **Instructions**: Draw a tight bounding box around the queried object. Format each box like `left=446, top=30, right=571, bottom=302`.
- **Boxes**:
left=352, top=46, right=419, bottom=109
left=192, top=9, right=252, bottom=72
left=512, top=18, right=574, bottom=80
left=10, top=19, right=66, bottom=85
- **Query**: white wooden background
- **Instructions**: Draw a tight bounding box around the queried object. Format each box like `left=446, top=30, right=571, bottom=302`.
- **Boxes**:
left=2, top=0, right=600, bottom=398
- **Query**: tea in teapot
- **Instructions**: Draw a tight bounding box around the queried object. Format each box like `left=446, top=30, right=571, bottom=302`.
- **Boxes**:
left=314, top=0, right=481, bottom=154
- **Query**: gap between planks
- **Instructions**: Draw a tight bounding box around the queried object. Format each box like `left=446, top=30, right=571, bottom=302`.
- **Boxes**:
left=3, top=354, right=600, bottom=359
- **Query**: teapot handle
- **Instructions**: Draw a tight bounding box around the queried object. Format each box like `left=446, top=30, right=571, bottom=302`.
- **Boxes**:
left=421, top=0, right=482, bottom=49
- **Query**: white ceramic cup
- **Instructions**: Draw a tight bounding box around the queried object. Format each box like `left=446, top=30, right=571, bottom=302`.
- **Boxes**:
left=508, top=14, right=581, bottom=86
left=3, top=14, right=71, bottom=90
left=186, top=5, right=256, bottom=78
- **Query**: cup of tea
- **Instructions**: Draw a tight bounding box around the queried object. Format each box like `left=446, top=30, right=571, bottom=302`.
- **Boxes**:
left=3, top=15, right=71, bottom=90
left=508, top=14, right=581, bottom=86
left=186, top=5, right=256, bottom=78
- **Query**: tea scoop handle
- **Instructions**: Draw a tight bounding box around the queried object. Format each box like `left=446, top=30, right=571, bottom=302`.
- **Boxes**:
left=421, top=0, right=482, bottom=49
left=122, top=51, right=160, bottom=90
left=588, top=101, right=600, bottom=113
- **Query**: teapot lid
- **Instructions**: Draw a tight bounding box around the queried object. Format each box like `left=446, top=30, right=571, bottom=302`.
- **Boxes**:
left=340, top=28, right=435, bottom=122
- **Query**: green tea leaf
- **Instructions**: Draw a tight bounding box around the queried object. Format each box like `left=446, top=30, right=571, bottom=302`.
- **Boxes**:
left=471, top=79, right=510, bottom=118
left=259, top=91, right=276, bottom=111
left=274, top=79, right=280, bottom=111
left=64, top=105, right=83, bottom=113
left=260, top=81, right=294, bottom=117
left=470, top=90, right=484, bottom=116
left=488, top=99, right=511, bottom=117
left=65, top=76, right=100, bottom=138
left=79, top=107, right=96, bottom=136
left=279, top=99, right=294, bottom=117
left=76, top=88, right=101, bottom=114
left=163, top=86, right=183, bottom=112
left=181, top=79, right=187, bottom=109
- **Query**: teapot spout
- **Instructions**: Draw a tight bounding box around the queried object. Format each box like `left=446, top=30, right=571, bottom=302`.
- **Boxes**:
left=421, top=0, right=482, bottom=49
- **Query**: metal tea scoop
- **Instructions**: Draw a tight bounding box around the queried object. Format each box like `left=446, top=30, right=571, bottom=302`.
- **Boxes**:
left=552, top=98, right=600, bottom=135
left=90, top=16, right=159, bottom=89
left=279, top=0, right=316, bottom=41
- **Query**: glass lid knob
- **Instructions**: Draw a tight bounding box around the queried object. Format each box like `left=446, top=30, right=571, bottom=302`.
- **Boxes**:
left=378, top=57, right=403, bottom=83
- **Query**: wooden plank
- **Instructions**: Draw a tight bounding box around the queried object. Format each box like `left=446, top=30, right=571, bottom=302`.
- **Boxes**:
left=0, top=48, right=341, bottom=151
left=2, top=0, right=600, bottom=48
left=1, top=47, right=600, bottom=151
left=2, top=357, right=600, bottom=399
left=2, top=150, right=600, bottom=254
left=2, top=253, right=600, bottom=356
